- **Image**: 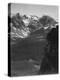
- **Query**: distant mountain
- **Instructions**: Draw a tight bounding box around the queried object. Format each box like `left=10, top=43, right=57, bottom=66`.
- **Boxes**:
left=9, top=13, right=58, bottom=41
left=39, top=15, right=57, bottom=28
left=22, top=15, right=39, bottom=26
left=22, top=15, right=30, bottom=26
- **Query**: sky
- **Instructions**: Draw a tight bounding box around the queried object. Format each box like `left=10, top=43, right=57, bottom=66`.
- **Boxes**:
left=10, top=3, right=58, bottom=21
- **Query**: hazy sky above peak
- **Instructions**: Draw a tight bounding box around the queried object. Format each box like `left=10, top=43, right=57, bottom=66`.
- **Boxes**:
left=11, top=3, right=58, bottom=21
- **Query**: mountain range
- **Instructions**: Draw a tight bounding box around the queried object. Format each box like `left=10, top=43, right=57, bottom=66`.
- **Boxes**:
left=8, top=13, right=58, bottom=40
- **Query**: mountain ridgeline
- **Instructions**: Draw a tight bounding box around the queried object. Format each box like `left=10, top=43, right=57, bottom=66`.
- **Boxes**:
left=8, top=13, right=57, bottom=40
